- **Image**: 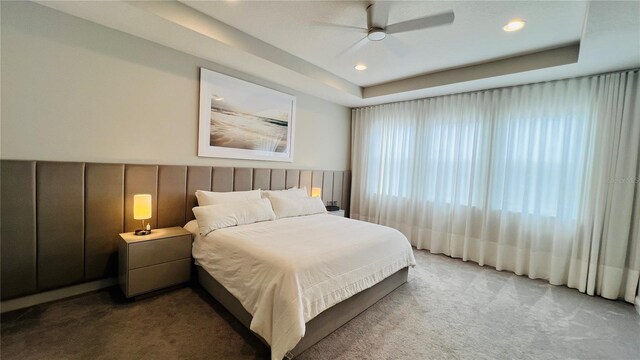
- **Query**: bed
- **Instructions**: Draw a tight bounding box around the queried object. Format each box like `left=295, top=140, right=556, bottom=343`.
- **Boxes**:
left=186, top=208, right=415, bottom=359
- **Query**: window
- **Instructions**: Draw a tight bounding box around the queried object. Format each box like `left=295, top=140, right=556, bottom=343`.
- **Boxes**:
left=357, top=90, right=592, bottom=220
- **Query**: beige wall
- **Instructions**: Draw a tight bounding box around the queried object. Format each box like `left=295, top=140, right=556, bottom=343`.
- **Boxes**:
left=0, top=2, right=351, bottom=170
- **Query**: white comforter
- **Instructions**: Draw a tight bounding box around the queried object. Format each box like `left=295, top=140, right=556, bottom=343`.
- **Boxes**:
left=191, top=214, right=416, bottom=360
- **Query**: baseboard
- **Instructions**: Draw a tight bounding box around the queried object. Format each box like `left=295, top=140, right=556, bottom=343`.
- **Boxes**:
left=635, top=296, right=640, bottom=316
left=0, top=277, right=118, bottom=314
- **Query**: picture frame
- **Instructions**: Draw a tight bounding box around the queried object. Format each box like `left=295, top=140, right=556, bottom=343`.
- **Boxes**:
left=198, top=68, right=296, bottom=162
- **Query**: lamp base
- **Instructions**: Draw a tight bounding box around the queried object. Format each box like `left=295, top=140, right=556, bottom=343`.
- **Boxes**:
left=134, top=229, right=152, bottom=236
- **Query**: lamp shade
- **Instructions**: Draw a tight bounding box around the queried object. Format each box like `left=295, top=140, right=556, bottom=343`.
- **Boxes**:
left=133, top=194, right=152, bottom=220
left=311, top=187, right=322, bottom=198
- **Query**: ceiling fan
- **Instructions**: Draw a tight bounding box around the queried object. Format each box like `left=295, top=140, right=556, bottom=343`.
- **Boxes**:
left=320, top=2, right=455, bottom=56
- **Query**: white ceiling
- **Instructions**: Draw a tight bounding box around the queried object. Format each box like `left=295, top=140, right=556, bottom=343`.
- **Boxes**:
left=35, top=1, right=640, bottom=107
left=184, top=1, right=588, bottom=87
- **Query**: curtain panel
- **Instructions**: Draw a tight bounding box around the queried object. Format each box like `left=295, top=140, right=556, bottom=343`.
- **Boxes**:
left=351, top=70, right=640, bottom=303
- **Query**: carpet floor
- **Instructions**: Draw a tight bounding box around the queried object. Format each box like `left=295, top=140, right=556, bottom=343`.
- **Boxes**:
left=2, top=249, right=639, bottom=360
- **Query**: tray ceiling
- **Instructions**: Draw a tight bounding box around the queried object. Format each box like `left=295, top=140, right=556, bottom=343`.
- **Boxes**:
left=184, top=1, right=587, bottom=87
left=35, top=1, right=640, bottom=107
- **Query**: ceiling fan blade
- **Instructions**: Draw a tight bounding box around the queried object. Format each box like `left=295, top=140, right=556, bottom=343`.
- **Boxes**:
left=384, top=35, right=409, bottom=57
left=386, top=10, right=454, bottom=34
left=367, top=1, right=390, bottom=29
left=337, top=36, right=369, bottom=57
left=312, top=22, right=368, bottom=33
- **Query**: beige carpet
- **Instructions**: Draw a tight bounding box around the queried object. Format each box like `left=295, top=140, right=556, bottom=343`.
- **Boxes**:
left=2, top=249, right=639, bottom=359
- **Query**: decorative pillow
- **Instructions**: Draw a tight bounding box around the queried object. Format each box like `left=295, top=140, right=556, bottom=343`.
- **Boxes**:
left=192, top=198, right=275, bottom=236
left=195, top=189, right=261, bottom=206
left=268, top=195, right=326, bottom=219
left=262, top=187, right=308, bottom=199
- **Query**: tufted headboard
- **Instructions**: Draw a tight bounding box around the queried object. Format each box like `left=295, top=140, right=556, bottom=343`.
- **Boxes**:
left=0, top=160, right=351, bottom=301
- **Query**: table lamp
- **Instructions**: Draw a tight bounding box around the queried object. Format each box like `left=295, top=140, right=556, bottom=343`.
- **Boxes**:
left=133, top=194, right=152, bottom=235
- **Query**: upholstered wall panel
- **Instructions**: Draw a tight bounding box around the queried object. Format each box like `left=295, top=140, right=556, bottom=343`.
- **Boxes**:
left=253, top=169, right=270, bottom=190
left=0, top=160, right=351, bottom=300
left=342, top=171, right=352, bottom=217
left=212, top=167, right=233, bottom=192
left=157, top=166, right=187, bottom=228
left=312, top=171, right=324, bottom=195
left=234, top=168, right=253, bottom=191
left=1, top=161, right=37, bottom=299
left=286, top=170, right=300, bottom=189
left=124, top=165, right=158, bottom=232
left=85, top=163, right=124, bottom=281
left=37, top=162, right=85, bottom=290
left=186, top=166, right=211, bottom=221
left=333, top=172, right=344, bottom=209
left=300, top=170, right=312, bottom=196
left=322, top=171, right=334, bottom=205
left=270, top=169, right=286, bottom=190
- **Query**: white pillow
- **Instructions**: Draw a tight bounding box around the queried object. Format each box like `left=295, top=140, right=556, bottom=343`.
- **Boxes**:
left=184, top=219, right=199, bottom=236
left=262, top=187, right=308, bottom=199
left=268, top=196, right=326, bottom=219
left=192, top=198, right=275, bottom=236
left=195, top=189, right=261, bottom=206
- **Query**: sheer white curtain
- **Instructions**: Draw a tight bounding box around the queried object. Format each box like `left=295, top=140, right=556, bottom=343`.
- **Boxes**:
left=351, top=70, right=640, bottom=302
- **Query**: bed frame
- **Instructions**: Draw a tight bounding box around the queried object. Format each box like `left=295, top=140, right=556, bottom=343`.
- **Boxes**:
left=197, top=266, right=409, bottom=358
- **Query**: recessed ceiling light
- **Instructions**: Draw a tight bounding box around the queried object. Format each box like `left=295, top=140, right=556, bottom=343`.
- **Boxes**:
left=503, top=19, right=526, bottom=32
left=354, top=64, right=367, bottom=71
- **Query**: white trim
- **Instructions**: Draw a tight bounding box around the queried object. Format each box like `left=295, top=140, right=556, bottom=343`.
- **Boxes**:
left=0, top=277, right=117, bottom=313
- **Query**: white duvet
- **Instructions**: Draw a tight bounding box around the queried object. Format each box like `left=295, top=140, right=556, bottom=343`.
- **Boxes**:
left=191, top=214, right=416, bottom=360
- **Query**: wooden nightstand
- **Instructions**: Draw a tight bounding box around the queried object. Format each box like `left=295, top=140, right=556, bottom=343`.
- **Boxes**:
left=119, top=227, right=192, bottom=298
left=327, top=209, right=346, bottom=217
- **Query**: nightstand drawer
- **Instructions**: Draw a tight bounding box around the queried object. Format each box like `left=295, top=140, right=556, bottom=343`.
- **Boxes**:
left=128, top=234, right=191, bottom=269
left=127, top=258, right=191, bottom=296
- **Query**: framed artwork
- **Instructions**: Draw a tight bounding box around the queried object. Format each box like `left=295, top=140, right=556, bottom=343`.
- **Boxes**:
left=198, top=68, right=296, bottom=162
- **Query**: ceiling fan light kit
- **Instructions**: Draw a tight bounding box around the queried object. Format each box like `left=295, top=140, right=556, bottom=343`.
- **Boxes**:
left=367, top=28, right=387, bottom=41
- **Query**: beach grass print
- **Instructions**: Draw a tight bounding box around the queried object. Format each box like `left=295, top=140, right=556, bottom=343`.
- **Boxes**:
left=199, top=68, right=295, bottom=161
left=210, top=102, right=288, bottom=153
